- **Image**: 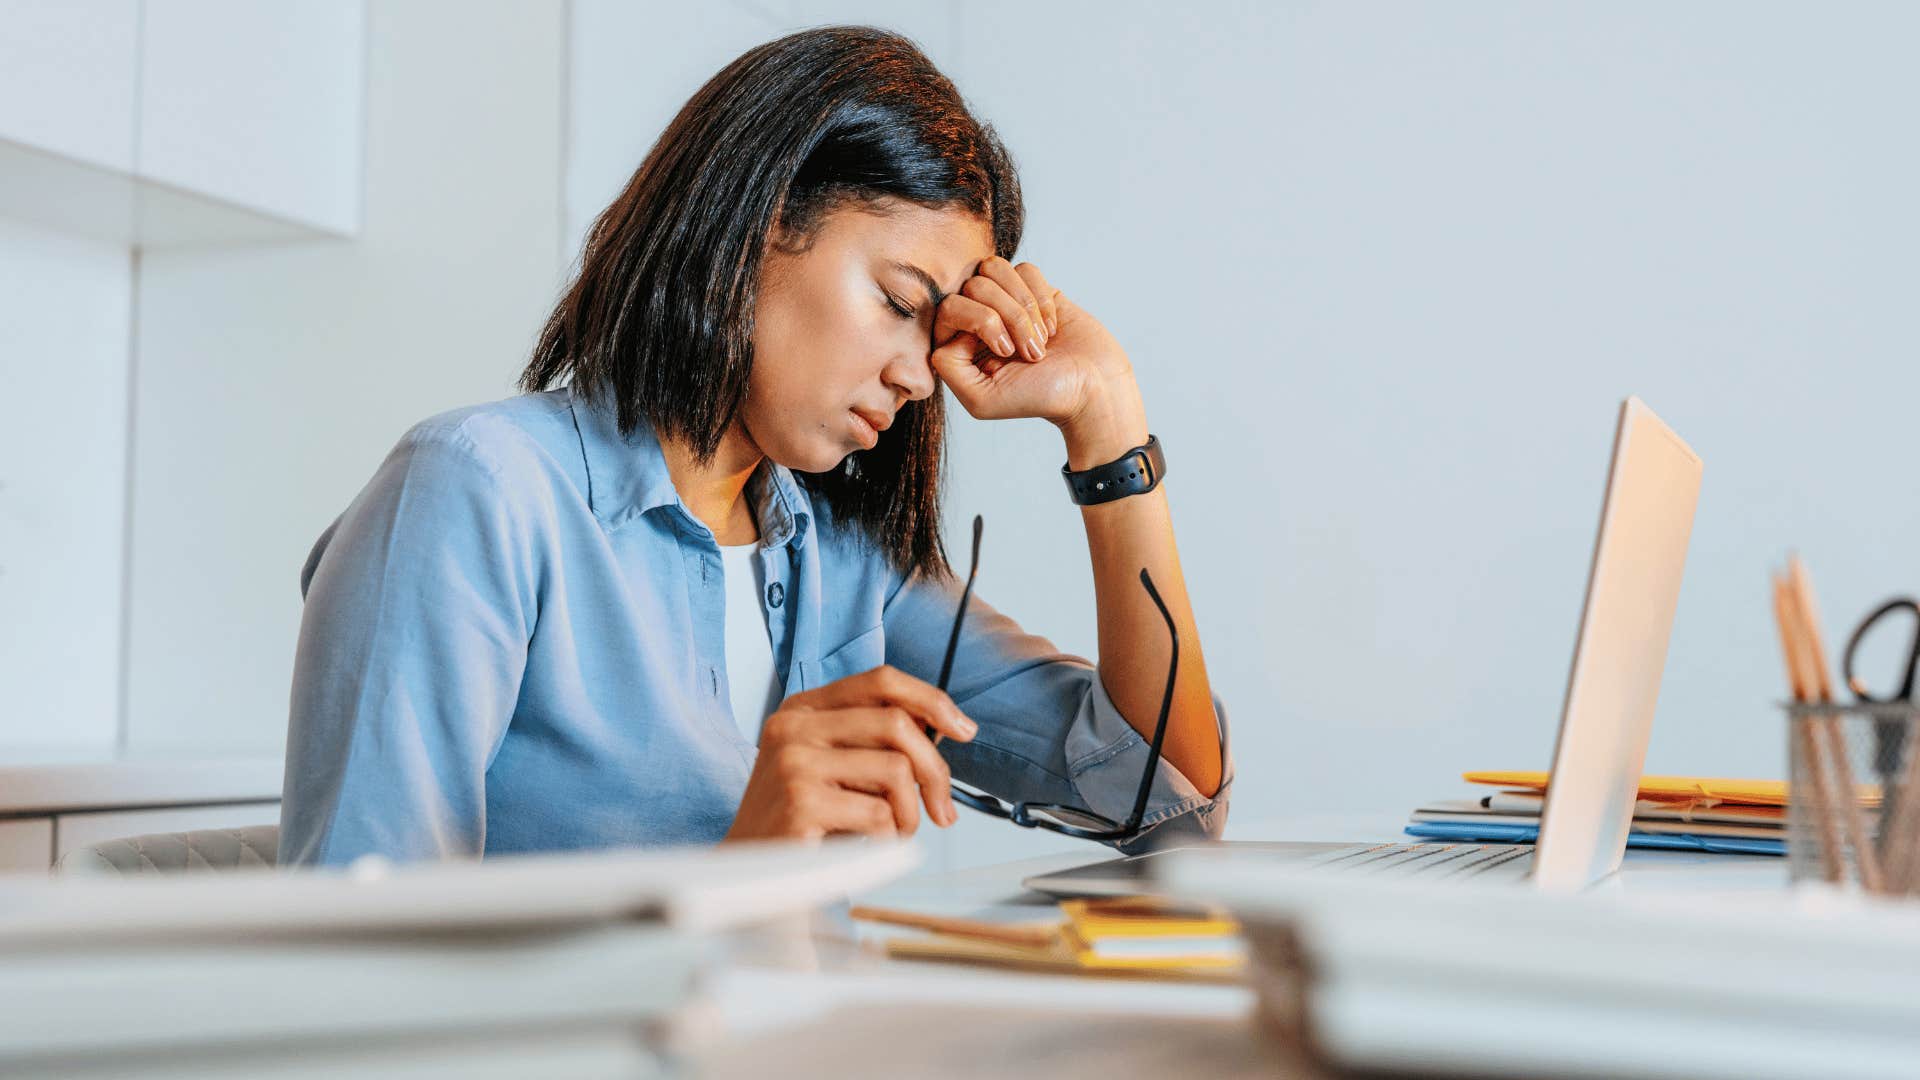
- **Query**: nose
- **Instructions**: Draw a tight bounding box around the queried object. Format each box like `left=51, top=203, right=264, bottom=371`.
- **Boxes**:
left=882, top=348, right=937, bottom=404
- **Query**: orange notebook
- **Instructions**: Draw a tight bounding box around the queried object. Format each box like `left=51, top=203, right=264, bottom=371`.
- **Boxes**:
left=1464, top=771, right=1878, bottom=809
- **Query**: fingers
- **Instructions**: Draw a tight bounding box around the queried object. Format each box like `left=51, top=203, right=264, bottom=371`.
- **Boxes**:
left=763, top=743, right=908, bottom=838
left=927, top=336, right=990, bottom=397
left=1012, top=262, right=1060, bottom=337
left=783, top=665, right=977, bottom=743
left=811, top=706, right=958, bottom=827
left=802, top=784, right=901, bottom=839
left=965, top=259, right=1049, bottom=361
left=818, top=746, right=932, bottom=834
left=934, top=293, right=1017, bottom=360
left=736, top=740, right=915, bottom=842
left=770, top=668, right=972, bottom=828
left=926, top=336, right=1004, bottom=419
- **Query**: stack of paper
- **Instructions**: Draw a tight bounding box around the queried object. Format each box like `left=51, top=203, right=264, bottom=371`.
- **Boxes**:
left=1162, top=849, right=1920, bottom=1080
left=859, top=896, right=1245, bottom=980
left=1403, top=772, right=1824, bottom=855
left=0, top=839, right=920, bottom=1076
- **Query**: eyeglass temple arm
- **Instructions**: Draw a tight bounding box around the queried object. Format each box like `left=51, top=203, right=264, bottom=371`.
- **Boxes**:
left=1122, top=567, right=1180, bottom=833
left=935, top=515, right=985, bottom=692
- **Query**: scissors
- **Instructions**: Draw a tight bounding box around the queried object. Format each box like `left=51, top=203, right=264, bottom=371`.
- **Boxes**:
left=1841, top=597, right=1920, bottom=811
left=1844, top=597, right=1920, bottom=704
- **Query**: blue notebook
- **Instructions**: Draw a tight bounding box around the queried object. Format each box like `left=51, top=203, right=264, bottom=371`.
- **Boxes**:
left=1404, top=820, right=1784, bottom=856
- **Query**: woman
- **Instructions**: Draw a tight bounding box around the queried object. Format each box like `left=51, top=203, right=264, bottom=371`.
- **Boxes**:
left=279, top=26, right=1230, bottom=866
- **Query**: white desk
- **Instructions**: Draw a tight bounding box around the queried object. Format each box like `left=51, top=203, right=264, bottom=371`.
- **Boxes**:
left=688, top=819, right=1789, bottom=1078
left=0, top=757, right=282, bottom=872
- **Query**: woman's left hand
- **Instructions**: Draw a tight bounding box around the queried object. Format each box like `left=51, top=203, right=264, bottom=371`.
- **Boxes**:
left=929, top=257, right=1134, bottom=429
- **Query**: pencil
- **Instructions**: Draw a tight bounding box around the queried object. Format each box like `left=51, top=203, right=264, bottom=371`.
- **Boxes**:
left=1772, top=573, right=1846, bottom=884
left=1785, top=557, right=1885, bottom=892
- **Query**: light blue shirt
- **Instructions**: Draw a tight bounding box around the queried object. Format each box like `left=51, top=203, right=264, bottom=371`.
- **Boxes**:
left=279, top=384, right=1232, bottom=866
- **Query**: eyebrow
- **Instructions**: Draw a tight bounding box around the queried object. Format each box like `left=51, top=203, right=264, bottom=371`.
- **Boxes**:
left=888, top=260, right=957, bottom=309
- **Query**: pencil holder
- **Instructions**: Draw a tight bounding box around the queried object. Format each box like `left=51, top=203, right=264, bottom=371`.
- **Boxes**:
left=1785, top=701, right=1920, bottom=895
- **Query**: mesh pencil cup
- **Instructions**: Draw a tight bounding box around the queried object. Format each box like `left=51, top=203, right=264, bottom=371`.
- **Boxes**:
left=1785, top=700, right=1920, bottom=895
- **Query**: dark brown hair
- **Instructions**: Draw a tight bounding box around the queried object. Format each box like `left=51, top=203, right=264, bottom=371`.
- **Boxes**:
left=519, top=26, right=1023, bottom=579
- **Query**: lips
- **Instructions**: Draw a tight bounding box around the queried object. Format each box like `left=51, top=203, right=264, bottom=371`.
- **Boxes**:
left=850, top=407, right=893, bottom=434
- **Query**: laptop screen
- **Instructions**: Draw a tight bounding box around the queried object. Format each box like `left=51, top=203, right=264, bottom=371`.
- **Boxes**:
left=1531, top=397, right=1703, bottom=890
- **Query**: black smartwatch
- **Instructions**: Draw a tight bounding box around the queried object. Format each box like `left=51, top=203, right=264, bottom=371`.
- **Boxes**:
left=1061, top=435, right=1166, bottom=506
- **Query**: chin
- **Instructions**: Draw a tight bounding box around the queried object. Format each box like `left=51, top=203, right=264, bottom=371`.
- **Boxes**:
left=771, top=442, right=852, bottom=476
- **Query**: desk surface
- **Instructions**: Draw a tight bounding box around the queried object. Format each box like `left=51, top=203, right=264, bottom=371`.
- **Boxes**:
left=0, top=756, right=282, bottom=814
left=689, top=819, right=1790, bottom=1077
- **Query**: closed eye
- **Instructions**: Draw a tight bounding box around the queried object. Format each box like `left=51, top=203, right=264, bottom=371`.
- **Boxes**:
left=883, top=292, right=917, bottom=320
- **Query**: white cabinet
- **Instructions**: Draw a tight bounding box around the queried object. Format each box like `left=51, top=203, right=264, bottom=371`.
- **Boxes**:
left=0, top=0, right=365, bottom=245
left=0, top=0, right=139, bottom=171
left=140, top=0, right=365, bottom=235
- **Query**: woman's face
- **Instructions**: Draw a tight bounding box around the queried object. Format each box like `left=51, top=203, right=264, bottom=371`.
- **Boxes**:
left=742, top=198, right=996, bottom=473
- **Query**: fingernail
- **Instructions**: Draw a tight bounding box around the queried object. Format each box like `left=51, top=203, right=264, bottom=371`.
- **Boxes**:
left=945, top=801, right=958, bottom=827
left=1047, top=315, right=1058, bottom=335
left=959, top=715, right=978, bottom=738
left=1028, top=336, right=1045, bottom=359
left=996, top=333, right=1015, bottom=356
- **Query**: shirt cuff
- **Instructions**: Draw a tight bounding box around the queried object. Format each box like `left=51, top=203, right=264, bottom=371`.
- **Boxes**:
left=1062, top=678, right=1233, bottom=852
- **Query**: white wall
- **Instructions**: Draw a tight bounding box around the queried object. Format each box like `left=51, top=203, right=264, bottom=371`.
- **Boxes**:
left=0, top=219, right=130, bottom=754
left=564, top=2, right=960, bottom=257
left=942, top=1, right=1920, bottom=836
left=11, top=2, right=1917, bottom=866
left=568, top=3, right=1920, bottom=866
left=123, top=0, right=565, bottom=753
left=1, top=0, right=374, bottom=760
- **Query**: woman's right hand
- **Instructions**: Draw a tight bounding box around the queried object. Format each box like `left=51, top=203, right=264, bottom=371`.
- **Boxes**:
left=722, top=665, right=977, bottom=842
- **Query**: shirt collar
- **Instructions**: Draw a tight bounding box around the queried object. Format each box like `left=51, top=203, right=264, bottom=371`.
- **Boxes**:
left=566, top=382, right=812, bottom=548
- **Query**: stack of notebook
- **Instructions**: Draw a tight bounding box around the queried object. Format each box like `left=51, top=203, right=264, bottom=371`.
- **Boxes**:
left=1405, top=771, right=1811, bottom=855
left=852, top=896, right=1245, bottom=980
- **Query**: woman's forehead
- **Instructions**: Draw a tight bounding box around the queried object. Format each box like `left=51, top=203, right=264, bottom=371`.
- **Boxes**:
left=828, top=200, right=993, bottom=282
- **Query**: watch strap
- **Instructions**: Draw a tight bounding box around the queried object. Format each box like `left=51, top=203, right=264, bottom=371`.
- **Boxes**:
left=1061, top=435, right=1166, bottom=505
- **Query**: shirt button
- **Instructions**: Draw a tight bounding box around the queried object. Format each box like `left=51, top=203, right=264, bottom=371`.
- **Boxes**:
left=766, top=581, right=785, bottom=609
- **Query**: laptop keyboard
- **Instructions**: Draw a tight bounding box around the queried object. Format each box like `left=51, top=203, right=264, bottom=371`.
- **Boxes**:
left=1302, top=842, right=1535, bottom=879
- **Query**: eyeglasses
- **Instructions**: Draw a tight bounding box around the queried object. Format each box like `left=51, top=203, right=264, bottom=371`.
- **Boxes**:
left=935, top=515, right=1178, bottom=844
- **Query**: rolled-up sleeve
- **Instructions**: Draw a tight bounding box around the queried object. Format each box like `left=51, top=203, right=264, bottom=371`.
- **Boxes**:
left=280, top=427, right=536, bottom=867
left=882, top=569, right=1232, bottom=852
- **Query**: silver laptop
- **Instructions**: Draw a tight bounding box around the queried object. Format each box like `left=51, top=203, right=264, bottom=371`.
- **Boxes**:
left=1026, top=396, right=1703, bottom=896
